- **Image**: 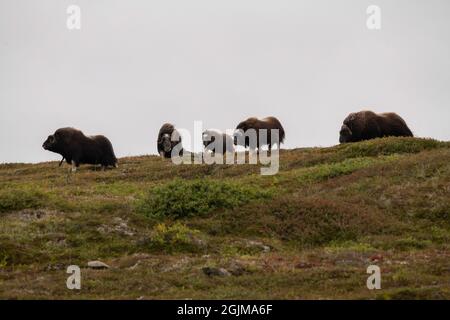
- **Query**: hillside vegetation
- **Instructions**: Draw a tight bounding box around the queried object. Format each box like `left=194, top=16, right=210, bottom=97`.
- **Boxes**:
left=0, top=137, right=449, bottom=299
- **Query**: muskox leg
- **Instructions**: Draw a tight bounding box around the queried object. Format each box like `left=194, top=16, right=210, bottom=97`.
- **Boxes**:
left=247, top=147, right=258, bottom=164
left=71, top=161, right=78, bottom=173
left=58, top=157, right=65, bottom=167
left=66, top=162, right=76, bottom=181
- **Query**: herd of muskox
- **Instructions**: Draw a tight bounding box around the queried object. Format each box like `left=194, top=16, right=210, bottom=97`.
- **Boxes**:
left=43, top=110, right=414, bottom=171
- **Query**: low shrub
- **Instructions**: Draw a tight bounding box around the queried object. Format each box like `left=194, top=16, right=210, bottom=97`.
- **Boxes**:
left=147, top=222, right=205, bottom=253
left=136, top=179, right=271, bottom=219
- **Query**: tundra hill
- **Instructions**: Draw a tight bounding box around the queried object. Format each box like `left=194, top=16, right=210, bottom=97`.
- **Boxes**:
left=0, top=137, right=449, bottom=299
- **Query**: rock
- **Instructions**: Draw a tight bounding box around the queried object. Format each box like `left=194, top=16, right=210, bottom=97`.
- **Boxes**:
left=227, top=262, right=246, bottom=276
left=97, top=217, right=135, bottom=237
left=129, top=260, right=141, bottom=270
left=202, top=267, right=231, bottom=277
left=295, top=262, right=313, bottom=269
left=245, top=240, right=271, bottom=252
left=14, top=209, right=57, bottom=221
left=118, top=253, right=152, bottom=269
left=114, top=222, right=135, bottom=236
left=161, top=257, right=190, bottom=273
left=46, top=263, right=65, bottom=271
left=87, top=260, right=110, bottom=269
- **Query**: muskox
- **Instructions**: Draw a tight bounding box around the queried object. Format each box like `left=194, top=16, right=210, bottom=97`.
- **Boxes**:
left=339, top=110, right=413, bottom=143
left=157, top=123, right=183, bottom=158
left=42, top=127, right=118, bottom=172
left=202, top=129, right=234, bottom=154
left=233, top=116, right=285, bottom=150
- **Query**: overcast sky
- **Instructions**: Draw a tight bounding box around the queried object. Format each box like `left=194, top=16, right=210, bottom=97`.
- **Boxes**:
left=1, top=0, right=449, bottom=163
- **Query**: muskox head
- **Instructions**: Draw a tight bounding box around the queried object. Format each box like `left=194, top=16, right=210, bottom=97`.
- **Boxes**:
left=42, top=133, right=61, bottom=152
left=339, top=124, right=352, bottom=143
left=233, top=120, right=247, bottom=144
left=157, top=123, right=183, bottom=158
left=160, top=133, right=173, bottom=153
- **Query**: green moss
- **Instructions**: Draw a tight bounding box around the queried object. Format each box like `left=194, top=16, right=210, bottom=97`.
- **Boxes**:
left=299, top=157, right=381, bottom=182
left=390, top=236, right=432, bottom=250
left=0, top=187, right=48, bottom=213
left=145, top=222, right=205, bottom=253
left=136, top=179, right=272, bottom=219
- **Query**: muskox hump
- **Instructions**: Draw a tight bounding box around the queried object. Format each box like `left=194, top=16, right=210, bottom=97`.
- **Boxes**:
left=234, top=116, right=285, bottom=149
left=339, top=110, right=413, bottom=143
left=91, top=135, right=118, bottom=167
left=202, top=130, right=234, bottom=154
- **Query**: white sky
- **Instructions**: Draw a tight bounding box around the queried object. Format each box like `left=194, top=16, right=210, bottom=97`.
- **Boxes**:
left=1, top=0, right=449, bottom=163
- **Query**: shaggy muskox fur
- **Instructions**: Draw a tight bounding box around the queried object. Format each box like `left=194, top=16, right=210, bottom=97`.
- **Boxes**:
left=42, top=127, right=117, bottom=171
left=202, top=129, right=234, bottom=154
left=234, top=116, right=285, bottom=150
left=157, top=123, right=183, bottom=158
left=339, top=110, right=413, bottom=143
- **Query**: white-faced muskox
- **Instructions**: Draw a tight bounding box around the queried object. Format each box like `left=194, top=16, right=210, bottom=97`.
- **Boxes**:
left=233, top=116, right=285, bottom=150
left=339, top=110, right=413, bottom=143
left=157, top=123, right=183, bottom=158
left=202, top=129, right=235, bottom=154
left=42, top=127, right=118, bottom=172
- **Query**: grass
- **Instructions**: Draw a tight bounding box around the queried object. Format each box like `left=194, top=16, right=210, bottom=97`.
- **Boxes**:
left=0, top=186, right=49, bottom=213
left=297, top=156, right=389, bottom=183
left=0, top=137, right=449, bottom=299
left=144, top=222, right=206, bottom=253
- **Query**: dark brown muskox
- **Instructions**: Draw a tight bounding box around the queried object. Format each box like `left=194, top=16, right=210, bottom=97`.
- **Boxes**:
left=157, top=123, right=183, bottom=158
left=202, top=129, right=234, bottom=154
left=233, top=116, right=285, bottom=150
left=339, top=110, right=413, bottom=143
left=42, top=127, right=118, bottom=172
